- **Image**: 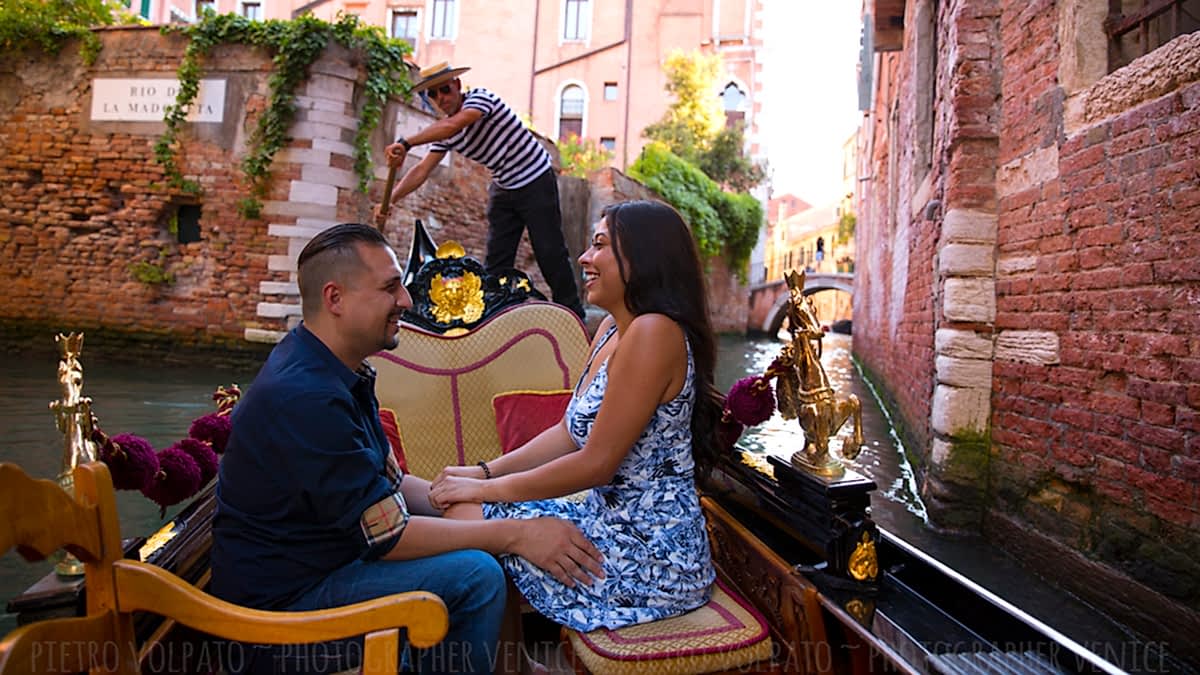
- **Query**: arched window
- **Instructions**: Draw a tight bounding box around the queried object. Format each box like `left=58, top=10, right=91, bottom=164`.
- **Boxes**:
left=558, top=85, right=585, bottom=140
left=721, top=82, right=746, bottom=129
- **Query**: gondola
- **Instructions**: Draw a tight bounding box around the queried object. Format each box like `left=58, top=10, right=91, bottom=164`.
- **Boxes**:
left=2, top=222, right=1122, bottom=675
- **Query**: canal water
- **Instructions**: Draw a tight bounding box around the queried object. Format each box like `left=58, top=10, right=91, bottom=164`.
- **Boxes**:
left=0, top=333, right=1176, bottom=671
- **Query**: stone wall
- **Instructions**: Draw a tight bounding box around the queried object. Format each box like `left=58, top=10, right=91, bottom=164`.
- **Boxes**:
left=855, top=0, right=1200, bottom=658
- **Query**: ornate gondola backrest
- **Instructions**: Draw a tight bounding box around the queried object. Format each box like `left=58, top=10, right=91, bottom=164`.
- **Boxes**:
left=369, top=301, right=589, bottom=479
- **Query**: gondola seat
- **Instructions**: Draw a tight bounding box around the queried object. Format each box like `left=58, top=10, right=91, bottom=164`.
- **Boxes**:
left=561, top=579, right=775, bottom=675
left=0, top=462, right=449, bottom=675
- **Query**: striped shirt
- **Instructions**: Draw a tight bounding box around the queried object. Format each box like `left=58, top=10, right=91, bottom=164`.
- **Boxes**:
left=431, top=88, right=551, bottom=190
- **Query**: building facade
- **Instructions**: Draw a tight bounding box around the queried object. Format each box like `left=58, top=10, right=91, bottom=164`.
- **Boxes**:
left=138, top=0, right=765, bottom=175
left=855, top=0, right=1200, bottom=658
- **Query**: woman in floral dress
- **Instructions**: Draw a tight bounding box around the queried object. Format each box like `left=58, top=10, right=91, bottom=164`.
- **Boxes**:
left=430, top=200, right=725, bottom=631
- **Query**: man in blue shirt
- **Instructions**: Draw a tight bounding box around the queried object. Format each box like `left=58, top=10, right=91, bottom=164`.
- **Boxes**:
left=376, top=62, right=586, bottom=320
left=212, top=223, right=602, bottom=674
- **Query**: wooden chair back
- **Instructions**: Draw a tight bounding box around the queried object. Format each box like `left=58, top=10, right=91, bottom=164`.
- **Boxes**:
left=0, top=462, right=449, bottom=674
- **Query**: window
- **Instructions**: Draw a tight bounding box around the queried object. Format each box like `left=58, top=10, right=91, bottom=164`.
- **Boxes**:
left=1106, top=0, right=1199, bottom=71
left=391, top=9, right=420, bottom=52
left=195, top=0, right=215, bottom=17
left=430, top=0, right=456, bottom=39
left=721, top=82, right=746, bottom=129
left=563, top=0, right=590, bottom=41
left=600, top=137, right=616, bottom=152
left=558, top=85, right=585, bottom=140
left=125, top=0, right=150, bottom=19
left=604, top=82, right=618, bottom=101
left=241, top=1, right=262, bottom=20
left=176, top=205, right=202, bottom=244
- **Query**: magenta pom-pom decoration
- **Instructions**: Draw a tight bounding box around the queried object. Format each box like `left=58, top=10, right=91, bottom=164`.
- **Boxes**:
left=189, top=413, right=232, bottom=454
left=143, top=446, right=202, bottom=514
left=101, top=433, right=160, bottom=491
left=174, top=438, right=219, bottom=485
left=725, top=375, right=776, bottom=426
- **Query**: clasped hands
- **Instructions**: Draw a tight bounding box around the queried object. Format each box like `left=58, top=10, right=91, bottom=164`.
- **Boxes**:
left=429, top=464, right=488, bottom=511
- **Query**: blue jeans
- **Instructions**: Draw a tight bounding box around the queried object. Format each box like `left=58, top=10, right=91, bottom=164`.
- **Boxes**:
left=230, top=549, right=506, bottom=674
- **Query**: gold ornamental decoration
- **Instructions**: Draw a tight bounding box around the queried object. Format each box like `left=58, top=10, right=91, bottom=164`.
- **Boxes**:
left=429, top=271, right=484, bottom=325
left=48, top=332, right=98, bottom=576
left=777, top=270, right=864, bottom=478
left=847, top=531, right=879, bottom=582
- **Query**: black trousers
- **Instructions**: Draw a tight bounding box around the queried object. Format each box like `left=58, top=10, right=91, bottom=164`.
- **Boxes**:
left=486, top=168, right=585, bottom=318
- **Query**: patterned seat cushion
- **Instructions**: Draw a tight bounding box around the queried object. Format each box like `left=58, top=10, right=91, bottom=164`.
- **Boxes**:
left=565, top=580, right=772, bottom=675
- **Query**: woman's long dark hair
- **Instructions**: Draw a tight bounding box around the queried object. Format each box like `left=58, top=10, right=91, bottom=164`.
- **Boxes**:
left=602, top=200, right=724, bottom=478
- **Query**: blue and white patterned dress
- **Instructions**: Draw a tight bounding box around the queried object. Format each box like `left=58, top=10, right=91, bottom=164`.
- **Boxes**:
left=482, top=324, right=716, bottom=631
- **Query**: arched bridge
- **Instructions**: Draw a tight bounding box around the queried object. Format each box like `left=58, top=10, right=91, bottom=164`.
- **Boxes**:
left=747, top=273, right=854, bottom=337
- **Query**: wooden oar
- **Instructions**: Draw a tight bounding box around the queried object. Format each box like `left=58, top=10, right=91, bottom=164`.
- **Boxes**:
left=376, top=164, right=398, bottom=232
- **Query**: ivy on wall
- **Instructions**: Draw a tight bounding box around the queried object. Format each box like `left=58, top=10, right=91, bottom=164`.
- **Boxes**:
left=155, top=12, right=411, bottom=218
left=629, top=142, right=763, bottom=281
left=0, top=0, right=136, bottom=65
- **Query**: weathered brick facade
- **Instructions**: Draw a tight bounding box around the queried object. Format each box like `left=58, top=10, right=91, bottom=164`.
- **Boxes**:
left=857, top=0, right=1200, bottom=657
left=0, top=27, right=748, bottom=358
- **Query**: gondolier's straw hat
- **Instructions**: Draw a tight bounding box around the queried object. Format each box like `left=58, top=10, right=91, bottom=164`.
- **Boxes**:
left=411, top=62, right=470, bottom=93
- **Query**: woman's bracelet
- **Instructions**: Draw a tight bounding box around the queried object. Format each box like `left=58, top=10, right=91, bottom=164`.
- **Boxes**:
left=477, top=460, right=492, bottom=479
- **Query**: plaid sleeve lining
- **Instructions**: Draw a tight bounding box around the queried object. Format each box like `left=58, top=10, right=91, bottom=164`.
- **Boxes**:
left=360, top=491, right=410, bottom=551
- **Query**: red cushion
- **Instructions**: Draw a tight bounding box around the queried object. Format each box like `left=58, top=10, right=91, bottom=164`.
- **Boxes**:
left=378, top=407, right=408, bottom=473
left=491, top=390, right=572, bottom=454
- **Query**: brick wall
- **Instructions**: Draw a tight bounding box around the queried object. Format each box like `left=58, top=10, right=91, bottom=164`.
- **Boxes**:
left=0, top=27, right=746, bottom=353
left=857, top=0, right=1200, bottom=655
left=0, top=27, right=555, bottom=352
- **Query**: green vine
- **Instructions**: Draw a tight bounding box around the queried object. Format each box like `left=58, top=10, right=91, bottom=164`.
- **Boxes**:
left=129, top=248, right=174, bottom=286
left=156, top=12, right=410, bottom=218
left=0, top=0, right=136, bottom=66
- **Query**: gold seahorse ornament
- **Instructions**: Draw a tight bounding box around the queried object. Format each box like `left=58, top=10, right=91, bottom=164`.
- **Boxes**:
left=847, top=531, right=878, bottom=582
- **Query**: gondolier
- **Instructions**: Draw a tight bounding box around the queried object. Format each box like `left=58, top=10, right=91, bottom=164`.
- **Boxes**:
left=376, top=62, right=586, bottom=320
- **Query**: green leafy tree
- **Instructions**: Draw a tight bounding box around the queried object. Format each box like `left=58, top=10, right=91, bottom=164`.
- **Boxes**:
left=698, top=123, right=767, bottom=192
left=643, top=50, right=724, bottom=165
left=643, top=49, right=764, bottom=191
left=557, top=134, right=612, bottom=179
left=629, top=142, right=763, bottom=280
left=0, top=0, right=133, bottom=63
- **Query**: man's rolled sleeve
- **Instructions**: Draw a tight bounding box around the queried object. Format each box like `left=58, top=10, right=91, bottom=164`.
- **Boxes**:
left=360, top=490, right=410, bottom=559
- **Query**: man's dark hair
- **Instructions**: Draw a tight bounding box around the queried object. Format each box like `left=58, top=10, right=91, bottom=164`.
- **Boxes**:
left=297, top=223, right=390, bottom=318
left=599, top=200, right=724, bottom=478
